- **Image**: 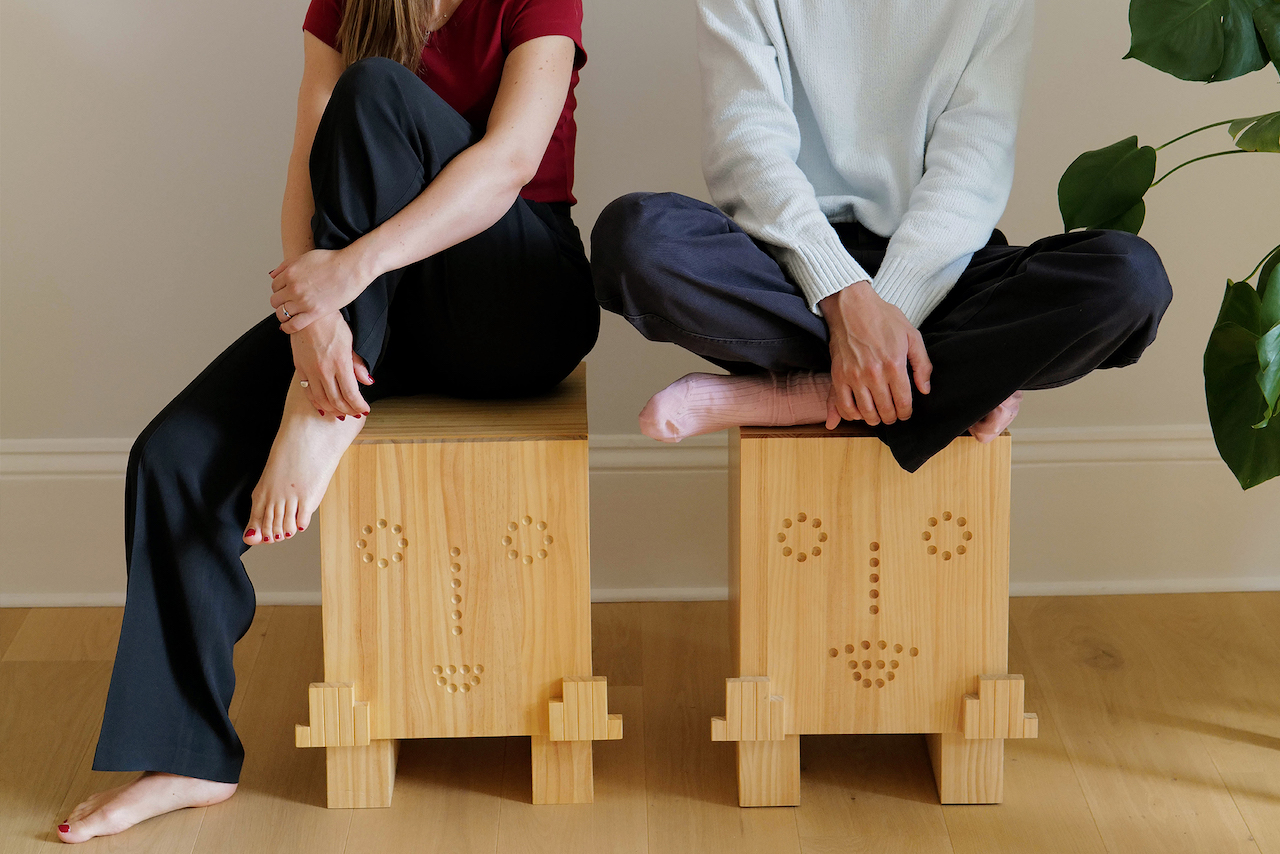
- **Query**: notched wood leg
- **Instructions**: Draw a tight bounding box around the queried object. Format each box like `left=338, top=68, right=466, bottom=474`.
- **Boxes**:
left=737, top=734, right=800, bottom=807
left=326, top=739, right=399, bottom=808
left=530, top=734, right=593, bottom=804
left=926, top=732, right=1003, bottom=804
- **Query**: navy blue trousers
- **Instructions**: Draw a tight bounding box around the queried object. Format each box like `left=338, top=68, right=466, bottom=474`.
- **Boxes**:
left=590, top=192, right=1172, bottom=472
left=92, top=58, right=598, bottom=782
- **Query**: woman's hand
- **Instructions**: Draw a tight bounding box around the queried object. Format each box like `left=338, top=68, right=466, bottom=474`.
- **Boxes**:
left=819, top=281, right=932, bottom=428
left=270, top=246, right=373, bottom=334
left=290, top=312, right=373, bottom=417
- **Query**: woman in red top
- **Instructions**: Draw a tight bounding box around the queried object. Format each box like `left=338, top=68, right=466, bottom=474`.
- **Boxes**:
left=58, top=0, right=596, bottom=842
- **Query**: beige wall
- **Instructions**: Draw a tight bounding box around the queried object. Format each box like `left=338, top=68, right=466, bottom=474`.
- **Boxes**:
left=2, top=0, right=1277, bottom=603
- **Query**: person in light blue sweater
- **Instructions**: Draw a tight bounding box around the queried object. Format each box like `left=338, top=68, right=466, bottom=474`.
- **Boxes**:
left=591, top=0, right=1172, bottom=471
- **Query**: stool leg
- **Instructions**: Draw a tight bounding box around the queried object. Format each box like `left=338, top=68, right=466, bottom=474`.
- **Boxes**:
left=926, top=732, right=1004, bottom=804
left=530, top=735, right=593, bottom=804
left=326, top=739, right=399, bottom=808
left=737, top=735, right=800, bottom=807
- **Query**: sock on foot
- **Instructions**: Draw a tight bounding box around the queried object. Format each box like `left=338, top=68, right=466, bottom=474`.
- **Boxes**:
left=638, top=371, right=831, bottom=443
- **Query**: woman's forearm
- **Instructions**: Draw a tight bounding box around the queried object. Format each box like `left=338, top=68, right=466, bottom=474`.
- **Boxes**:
left=280, top=142, right=317, bottom=264
left=344, top=136, right=535, bottom=284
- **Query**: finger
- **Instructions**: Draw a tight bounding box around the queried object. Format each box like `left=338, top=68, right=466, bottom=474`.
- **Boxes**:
left=834, top=383, right=860, bottom=423
left=297, top=372, right=326, bottom=415
left=353, top=354, right=374, bottom=386
left=866, top=369, right=898, bottom=425
left=888, top=362, right=914, bottom=422
left=280, top=312, right=314, bottom=335
left=322, top=373, right=353, bottom=417
left=826, top=399, right=841, bottom=430
left=853, top=385, right=880, bottom=426
left=908, top=332, right=933, bottom=395
left=336, top=366, right=370, bottom=416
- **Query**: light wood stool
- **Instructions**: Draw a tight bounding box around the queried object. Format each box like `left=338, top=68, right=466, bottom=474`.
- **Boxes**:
left=712, top=424, right=1036, bottom=806
left=294, top=365, right=620, bottom=807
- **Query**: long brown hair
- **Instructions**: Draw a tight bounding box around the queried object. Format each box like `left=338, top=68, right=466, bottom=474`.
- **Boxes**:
left=337, top=0, right=446, bottom=72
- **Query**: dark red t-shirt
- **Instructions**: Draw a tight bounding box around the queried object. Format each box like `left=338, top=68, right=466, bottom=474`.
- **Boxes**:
left=303, top=0, right=586, bottom=204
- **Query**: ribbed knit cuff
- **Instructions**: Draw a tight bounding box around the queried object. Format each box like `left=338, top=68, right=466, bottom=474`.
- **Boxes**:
left=871, top=256, right=949, bottom=328
left=780, top=230, right=873, bottom=315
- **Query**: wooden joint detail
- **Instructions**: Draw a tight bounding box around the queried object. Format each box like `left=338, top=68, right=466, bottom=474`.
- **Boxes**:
left=960, top=674, right=1037, bottom=739
left=711, top=677, right=784, bottom=742
left=548, top=676, right=621, bottom=741
left=295, top=682, right=371, bottom=748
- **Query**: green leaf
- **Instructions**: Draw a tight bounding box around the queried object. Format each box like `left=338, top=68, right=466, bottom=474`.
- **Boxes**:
left=1215, top=0, right=1273, bottom=79
left=1096, top=200, right=1147, bottom=234
left=1128, top=0, right=1226, bottom=81
left=1260, top=249, right=1280, bottom=301
left=1204, top=281, right=1280, bottom=488
left=1256, top=1, right=1280, bottom=77
left=1058, top=137, right=1158, bottom=232
left=1228, top=110, right=1280, bottom=151
left=1255, top=321, right=1280, bottom=427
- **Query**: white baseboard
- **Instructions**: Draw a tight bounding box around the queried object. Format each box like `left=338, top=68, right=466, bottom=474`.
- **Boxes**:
left=2, top=427, right=1276, bottom=607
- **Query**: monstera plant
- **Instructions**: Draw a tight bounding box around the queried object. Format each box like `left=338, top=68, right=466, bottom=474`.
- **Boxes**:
left=1057, top=0, right=1280, bottom=489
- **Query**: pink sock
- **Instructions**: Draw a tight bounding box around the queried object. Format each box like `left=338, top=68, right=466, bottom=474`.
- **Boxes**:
left=639, top=371, right=832, bottom=443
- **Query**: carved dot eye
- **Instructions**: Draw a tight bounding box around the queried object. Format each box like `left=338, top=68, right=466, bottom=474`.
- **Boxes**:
left=829, top=648, right=839, bottom=657
left=450, top=563, right=461, bottom=572
left=869, top=590, right=879, bottom=598
left=356, top=539, right=367, bottom=549
left=508, top=522, right=518, bottom=531
left=392, top=553, right=403, bottom=562
left=910, top=647, right=919, bottom=656
left=869, top=573, right=879, bottom=583
left=943, top=551, right=952, bottom=561
left=942, top=512, right=952, bottom=521
left=957, top=545, right=967, bottom=555
left=522, top=555, right=533, bottom=565
left=890, top=660, right=899, bottom=668
left=474, top=664, right=484, bottom=674
left=502, top=536, right=512, bottom=546
left=877, top=641, right=887, bottom=650
left=862, top=679, right=872, bottom=688
left=928, top=545, right=938, bottom=555
left=894, top=644, right=903, bottom=653
left=876, top=661, right=885, bottom=669
left=537, top=521, right=548, bottom=531
left=451, top=578, right=461, bottom=588
left=777, top=533, right=787, bottom=543
left=432, top=665, right=443, bottom=675
left=796, top=512, right=807, bottom=523
left=782, top=518, right=792, bottom=528
left=887, top=672, right=895, bottom=681
left=848, top=661, right=857, bottom=670
left=461, top=665, right=470, bottom=674
left=818, top=531, right=828, bottom=542
left=862, top=660, right=872, bottom=670
left=508, top=550, right=518, bottom=560
left=876, top=679, right=885, bottom=688
left=869, top=542, right=880, bottom=551
left=811, top=547, right=821, bottom=556
left=451, top=594, right=461, bottom=605
left=963, top=531, right=973, bottom=541
left=377, top=519, right=387, bottom=529
left=362, top=525, right=373, bottom=535
left=797, top=553, right=807, bottom=562
left=957, top=517, right=967, bottom=527
left=452, top=626, right=462, bottom=636
left=437, top=676, right=447, bottom=686
left=782, top=547, right=792, bottom=557
left=522, top=516, right=533, bottom=525
left=399, top=538, right=408, bottom=548
left=812, top=518, right=821, bottom=528
left=845, top=644, right=855, bottom=654
left=869, top=605, right=879, bottom=614
left=446, top=665, right=457, bottom=675
left=392, top=524, right=402, bottom=534
left=362, top=553, right=373, bottom=563
left=922, top=531, right=932, bottom=541
left=447, top=684, right=458, bottom=693
left=469, top=675, right=480, bottom=686
left=543, top=535, right=553, bottom=545
left=869, top=557, right=879, bottom=567
left=861, top=641, right=871, bottom=650
left=537, top=550, right=548, bottom=559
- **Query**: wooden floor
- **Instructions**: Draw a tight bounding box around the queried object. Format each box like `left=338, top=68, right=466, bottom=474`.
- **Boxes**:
left=1, top=595, right=1277, bottom=853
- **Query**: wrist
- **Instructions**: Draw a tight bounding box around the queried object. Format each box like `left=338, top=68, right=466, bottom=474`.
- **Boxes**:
left=345, top=236, right=387, bottom=286
left=819, top=280, right=874, bottom=320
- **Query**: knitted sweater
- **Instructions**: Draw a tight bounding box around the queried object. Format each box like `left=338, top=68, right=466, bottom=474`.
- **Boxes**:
left=696, top=0, right=1034, bottom=325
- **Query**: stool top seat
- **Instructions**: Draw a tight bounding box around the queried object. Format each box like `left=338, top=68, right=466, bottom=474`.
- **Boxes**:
left=739, top=424, right=1010, bottom=440
left=355, top=363, right=587, bottom=444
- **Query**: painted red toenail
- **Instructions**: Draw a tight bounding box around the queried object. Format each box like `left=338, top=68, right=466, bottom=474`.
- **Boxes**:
left=59, top=825, right=70, bottom=833
left=318, top=410, right=325, bottom=416
left=299, top=526, right=306, bottom=531
left=285, top=532, right=292, bottom=538
left=275, top=534, right=282, bottom=540
left=338, top=415, right=346, bottom=421
left=246, top=528, right=256, bottom=537
left=363, top=412, right=370, bottom=416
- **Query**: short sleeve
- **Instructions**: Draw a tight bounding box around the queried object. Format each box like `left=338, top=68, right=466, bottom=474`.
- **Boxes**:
left=303, top=0, right=344, bottom=50
left=505, top=0, right=587, bottom=68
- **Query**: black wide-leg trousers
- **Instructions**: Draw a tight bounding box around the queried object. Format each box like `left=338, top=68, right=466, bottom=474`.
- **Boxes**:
left=590, top=192, right=1173, bottom=472
left=92, top=58, right=599, bottom=782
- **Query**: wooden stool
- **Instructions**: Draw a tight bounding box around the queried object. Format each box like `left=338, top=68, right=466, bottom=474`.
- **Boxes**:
left=712, top=425, right=1036, bottom=806
left=294, top=365, right=620, bottom=807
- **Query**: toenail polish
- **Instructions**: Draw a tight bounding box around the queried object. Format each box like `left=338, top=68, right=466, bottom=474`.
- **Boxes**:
left=318, top=410, right=325, bottom=416
left=59, top=825, right=70, bottom=833
left=275, top=534, right=282, bottom=540
left=246, top=528, right=256, bottom=537
left=285, top=532, right=292, bottom=538
left=363, top=411, right=370, bottom=416
left=338, top=415, right=346, bottom=421
left=354, top=414, right=362, bottom=419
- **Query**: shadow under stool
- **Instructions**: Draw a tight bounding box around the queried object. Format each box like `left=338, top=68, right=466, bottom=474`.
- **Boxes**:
left=293, top=364, right=621, bottom=807
left=712, top=424, right=1038, bottom=806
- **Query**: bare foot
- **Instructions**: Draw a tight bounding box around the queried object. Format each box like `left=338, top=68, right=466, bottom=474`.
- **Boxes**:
left=56, top=772, right=236, bottom=843
left=243, top=371, right=366, bottom=545
left=639, top=371, right=831, bottom=442
left=969, top=391, right=1023, bottom=442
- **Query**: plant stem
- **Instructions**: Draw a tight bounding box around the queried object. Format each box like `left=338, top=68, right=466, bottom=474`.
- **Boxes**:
left=1156, top=119, right=1237, bottom=150
left=1240, top=244, right=1280, bottom=285
left=1151, top=149, right=1251, bottom=186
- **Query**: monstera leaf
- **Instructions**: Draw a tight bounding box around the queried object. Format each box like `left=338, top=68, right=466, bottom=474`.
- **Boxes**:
left=1204, top=276, right=1280, bottom=488
left=1257, top=2, right=1280, bottom=76
left=1229, top=110, right=1280, bottom=151
left=1127, top=0, right=1277, bottom=81
left=1058, top=137, right=1157, bottom=233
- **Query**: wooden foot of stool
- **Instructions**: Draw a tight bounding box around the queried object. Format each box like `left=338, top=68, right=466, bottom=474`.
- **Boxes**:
left=926, top=733, right=1003, bottom=804
left=737, top=735, right=800, bottom=807
left=531, top=735, right=593, bottom=804
left=326, top=740, right=399, bottom=808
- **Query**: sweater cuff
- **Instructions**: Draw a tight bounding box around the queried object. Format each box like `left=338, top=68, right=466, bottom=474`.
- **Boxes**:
left=872, top=257, right=949, bottom=328
left=779, top=231, right=873, bottom=315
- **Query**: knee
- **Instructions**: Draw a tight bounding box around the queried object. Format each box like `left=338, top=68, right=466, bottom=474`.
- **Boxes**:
left=589, top=192, right=689, bottom=307
left=326, top=56, right=416, bottom=120
left=1081, top=230, right=1173, bottom=325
